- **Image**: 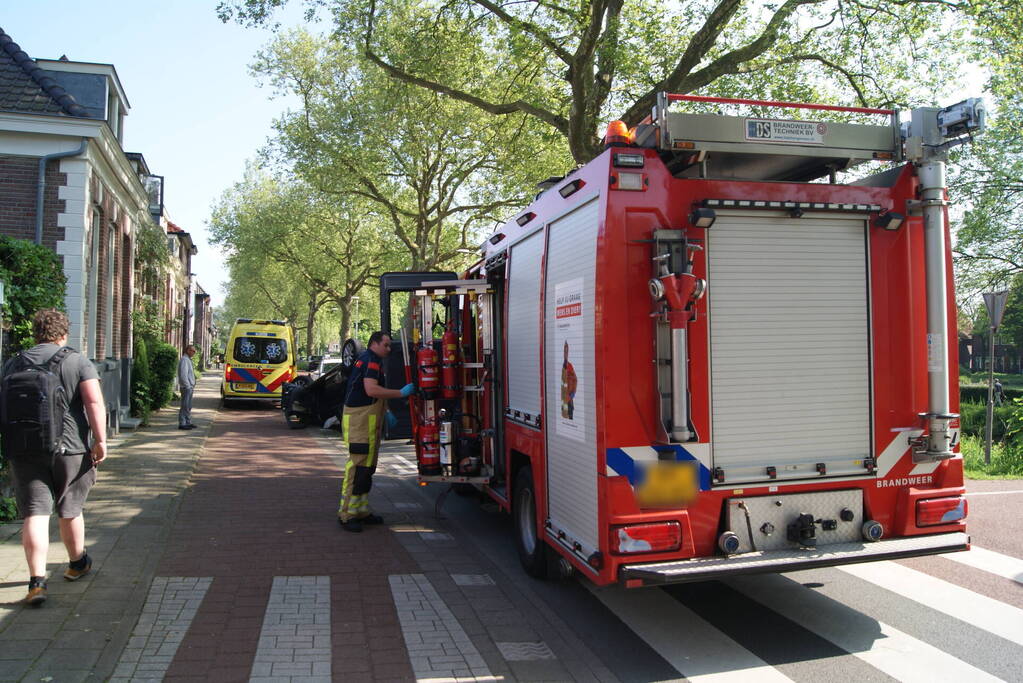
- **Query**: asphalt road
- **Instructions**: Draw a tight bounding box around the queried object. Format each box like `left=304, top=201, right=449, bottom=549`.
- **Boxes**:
left=376, top=443, right=1023, bottom=683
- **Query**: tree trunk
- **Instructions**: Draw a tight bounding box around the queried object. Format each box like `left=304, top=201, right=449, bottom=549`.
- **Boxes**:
left=305, top=299, right=317, bottom=356
left=338, top=307, right=353, bottom=344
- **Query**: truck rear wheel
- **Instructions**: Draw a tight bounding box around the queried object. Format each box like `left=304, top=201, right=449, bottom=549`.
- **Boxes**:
left=514, top=467, right=548, bottom=578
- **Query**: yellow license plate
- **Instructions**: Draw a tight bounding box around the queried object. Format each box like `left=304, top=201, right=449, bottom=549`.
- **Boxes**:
left=233, top=382, right=257, bottom=391
left=636, top=461, right=698, bottom=507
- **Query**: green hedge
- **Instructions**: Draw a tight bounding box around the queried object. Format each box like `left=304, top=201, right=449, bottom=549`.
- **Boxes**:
left=131, top=338, right=152, bottom=424
left=0, top=235, right=66, bottom=353
left=149, top=343, right=179, bottom=411
left=960, top=385, right=1023, bottom=404
left=959, top=401, right=1014, bottom=441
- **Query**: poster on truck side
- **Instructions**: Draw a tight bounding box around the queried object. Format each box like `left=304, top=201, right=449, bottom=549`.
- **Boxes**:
left=554, top=278, right=585, bottom=441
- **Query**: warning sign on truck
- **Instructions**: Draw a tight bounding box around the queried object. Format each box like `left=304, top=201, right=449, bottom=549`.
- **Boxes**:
left=745, top=118, right=826, bottom=145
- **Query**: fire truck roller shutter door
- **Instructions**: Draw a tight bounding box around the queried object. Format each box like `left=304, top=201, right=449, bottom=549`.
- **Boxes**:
left=544, top=197, right=600, bottom=556
left=707, top=211, right=873, bottom=484
left=507, top=232, right=545, bottom=423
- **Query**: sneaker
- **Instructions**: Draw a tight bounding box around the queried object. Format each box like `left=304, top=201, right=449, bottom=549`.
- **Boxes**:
left=64, top=554, right=92, bottom=581
left=359, top=514, right=385, bottom=525
left=339, top=519, right=363, bottom=533
left=24, top=585, right=46, bottom=606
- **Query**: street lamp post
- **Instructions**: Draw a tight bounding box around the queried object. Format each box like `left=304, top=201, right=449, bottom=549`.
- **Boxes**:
left=982, top=290, right=1009, bottom=465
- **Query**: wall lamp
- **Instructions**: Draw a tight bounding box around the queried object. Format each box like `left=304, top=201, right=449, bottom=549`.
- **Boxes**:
left=689, top=208, right=716, bottom=229
left=875, top=211, right=905, bottom=231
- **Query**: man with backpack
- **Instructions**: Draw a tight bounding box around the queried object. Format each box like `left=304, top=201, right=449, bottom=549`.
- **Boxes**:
left=1, top=310, right=106, bottom=606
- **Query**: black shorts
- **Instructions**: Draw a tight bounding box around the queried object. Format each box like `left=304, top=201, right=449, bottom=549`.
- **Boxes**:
left=10, top=452, right=96, bottom=518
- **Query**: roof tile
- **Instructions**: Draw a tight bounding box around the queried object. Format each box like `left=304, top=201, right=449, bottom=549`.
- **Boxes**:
left=0, top=27, right=87, bottom=116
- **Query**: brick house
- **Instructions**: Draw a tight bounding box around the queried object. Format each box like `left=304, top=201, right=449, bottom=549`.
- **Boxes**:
left=0, top=28, right=154, bottom=427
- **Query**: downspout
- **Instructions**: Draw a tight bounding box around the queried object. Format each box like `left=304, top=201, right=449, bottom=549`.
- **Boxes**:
left=35, top=138, right=88, bottom=245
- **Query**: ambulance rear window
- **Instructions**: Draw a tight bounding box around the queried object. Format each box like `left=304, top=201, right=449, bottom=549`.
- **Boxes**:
left=234, top=337, right=289, bottom=364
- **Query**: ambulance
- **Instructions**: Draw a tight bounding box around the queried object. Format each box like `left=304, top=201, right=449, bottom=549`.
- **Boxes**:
left=222, top=319, right=296, bottom=406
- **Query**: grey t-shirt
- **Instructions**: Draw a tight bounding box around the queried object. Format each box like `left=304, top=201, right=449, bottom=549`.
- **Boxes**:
left=4, top=343, right=99, bottom=454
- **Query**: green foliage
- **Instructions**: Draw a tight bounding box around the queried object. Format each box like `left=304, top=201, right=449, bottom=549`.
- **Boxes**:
left=960, top=435, right=1023, bottom=479
left=134, top=222, right=171, bottom=296
left=131, top=337, right=152, bottom=424
left=0, top=235, right=67, bottom=352
left=223, top=0, right=972, bottom=163
left=0, top=495, right=17, bottom=522
left=132, top=297, right=164, bottom=346
left=959, top=396, right=1023, bottom=478
left=960, top=385, right=1023, bottom=403
left=958, top=401, right=1013, bottom=441
left=148, top=343, right=179, bottom=411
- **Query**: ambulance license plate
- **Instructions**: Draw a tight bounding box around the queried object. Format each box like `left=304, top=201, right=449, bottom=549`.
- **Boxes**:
left=636, top=461, right=698, bottom=507
left=233, top=382, right=256, bottom=392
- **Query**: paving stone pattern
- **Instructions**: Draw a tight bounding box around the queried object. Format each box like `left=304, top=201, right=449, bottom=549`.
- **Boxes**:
left=250, top=576, right=331, bottom=682
left=390, top=574, right=494, bottom=681
left=0, top=376, right=219, bottom=683
left=158, top=403, right=418, bottom=681
left=110, top=577, right=213, bottom=682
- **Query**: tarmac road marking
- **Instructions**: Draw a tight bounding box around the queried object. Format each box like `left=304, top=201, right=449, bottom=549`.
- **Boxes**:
left=940, top=544, right=1023, bottom=585
left=110, top=577, right=213, bottom=683
left=390, top=573, right=497, bottom=681
left=839, top=560, right=1023, bottom=646
left=726, top=573, right=1003, bottom=683
left=964, top=489, right=1023, bottom=496
left=249, top=576, right=331, bottom=682
left=587, top=583, right=793, bottom=682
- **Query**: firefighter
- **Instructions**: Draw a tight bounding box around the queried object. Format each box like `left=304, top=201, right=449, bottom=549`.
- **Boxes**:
left=561, top=340, right=577, bottom=420
left=338, top=331, right=415, bottom=532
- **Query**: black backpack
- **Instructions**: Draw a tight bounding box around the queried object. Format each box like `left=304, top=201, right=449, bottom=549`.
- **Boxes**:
left=0, top=347, right=74, bottom=459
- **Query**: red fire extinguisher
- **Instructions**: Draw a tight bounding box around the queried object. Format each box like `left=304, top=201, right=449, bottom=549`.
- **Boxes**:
left=417, top=345, right=439, bottom=398
left=441, top=326, right=460, bottom=399
left=418, top=421, right=441, bottom=476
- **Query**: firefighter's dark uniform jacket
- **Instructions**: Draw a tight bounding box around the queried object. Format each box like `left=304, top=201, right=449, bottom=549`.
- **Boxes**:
left=337, top=349, right=387, bottom=521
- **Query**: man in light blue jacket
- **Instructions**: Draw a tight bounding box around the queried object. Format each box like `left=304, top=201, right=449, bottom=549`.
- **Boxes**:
left=178, top=345, right=197, bottom=430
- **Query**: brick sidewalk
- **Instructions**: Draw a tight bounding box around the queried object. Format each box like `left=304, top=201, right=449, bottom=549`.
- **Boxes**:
left=156, top=402, right=418, bottom=681
left=0, top=374, right=221, bottom=682
left=0, top=373, right=618, bottom=682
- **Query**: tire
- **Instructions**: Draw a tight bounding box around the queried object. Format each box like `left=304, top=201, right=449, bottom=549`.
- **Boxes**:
left=341, top=338, right=364, bottom=369
left=513, top=466, right=548, bottom=578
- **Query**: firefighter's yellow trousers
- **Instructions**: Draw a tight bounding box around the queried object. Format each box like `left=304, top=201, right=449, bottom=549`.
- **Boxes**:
left=337, top=400, right=385, bottom=522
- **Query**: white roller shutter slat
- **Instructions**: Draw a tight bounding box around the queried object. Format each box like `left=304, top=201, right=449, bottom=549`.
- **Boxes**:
left=709, top=213, right=872, bottom=483
left=507, top=233, right=544, bottom=420
left=544, top=197, right=600, bottom=553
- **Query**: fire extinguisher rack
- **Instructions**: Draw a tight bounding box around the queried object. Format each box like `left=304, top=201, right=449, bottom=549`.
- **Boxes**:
left=406, top=279, right=494, bottom=494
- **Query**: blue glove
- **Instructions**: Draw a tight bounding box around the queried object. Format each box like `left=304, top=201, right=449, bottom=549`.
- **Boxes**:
left=400, top=383, right=416, bottom=398
left=385, top=411, right=398, bottom=430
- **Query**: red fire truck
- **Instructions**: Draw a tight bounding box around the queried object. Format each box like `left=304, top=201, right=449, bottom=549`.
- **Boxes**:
left=385, top=94, right=984, bottom=587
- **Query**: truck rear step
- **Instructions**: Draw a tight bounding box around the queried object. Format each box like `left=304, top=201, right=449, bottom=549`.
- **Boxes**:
left=621, top=532, right=968, bottom=585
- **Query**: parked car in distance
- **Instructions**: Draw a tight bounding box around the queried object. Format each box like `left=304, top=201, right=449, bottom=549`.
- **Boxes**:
left=311, top=357, right=345, bottom=379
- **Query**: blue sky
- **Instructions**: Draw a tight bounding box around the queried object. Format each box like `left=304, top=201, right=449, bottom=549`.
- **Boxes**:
left=3, top=0, right=309, bottom=305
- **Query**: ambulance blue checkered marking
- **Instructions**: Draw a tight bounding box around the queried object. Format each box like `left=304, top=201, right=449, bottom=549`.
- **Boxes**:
left=606, top=445, right=712, bottom=491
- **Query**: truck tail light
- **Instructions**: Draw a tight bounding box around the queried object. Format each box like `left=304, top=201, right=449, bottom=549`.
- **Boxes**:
left=611, top=522, right=682, bottom=554
left=225, top=363, right=232, bottom=379
left=916, top=496, right=967, bottom=527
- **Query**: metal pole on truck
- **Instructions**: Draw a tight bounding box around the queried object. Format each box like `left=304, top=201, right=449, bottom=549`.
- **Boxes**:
left=982, top=290, right=1009, bottom=465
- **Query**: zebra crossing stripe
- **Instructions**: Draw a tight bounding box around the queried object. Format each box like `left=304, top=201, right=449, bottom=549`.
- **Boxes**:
left=839, top=560, right=1023, bottom=646
left=726, top=573, right=1002, bottom=682
left=110, top=577, right=212, bottom=682
left=587, top=583, right=793, bottom=682
left=250, top=576, right=331, bottom=681
left=940, top=545, right=1023, bottom=586
left=390, top=574, right=496, bottom=681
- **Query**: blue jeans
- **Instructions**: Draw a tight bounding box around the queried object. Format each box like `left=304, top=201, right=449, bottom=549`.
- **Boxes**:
left=179, top=386, right=194, bottom=426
